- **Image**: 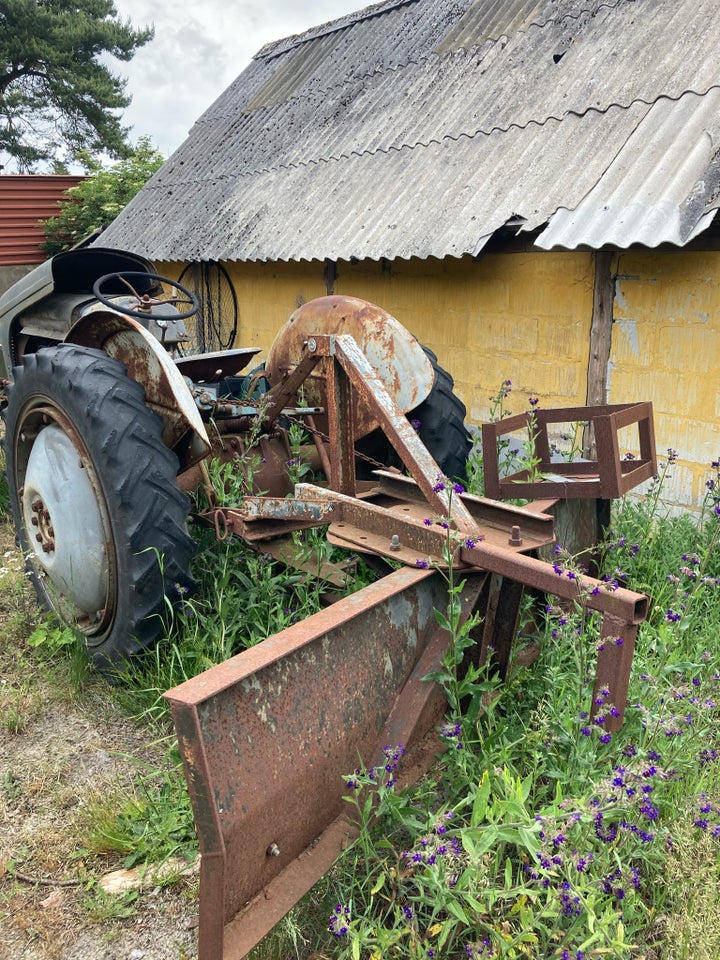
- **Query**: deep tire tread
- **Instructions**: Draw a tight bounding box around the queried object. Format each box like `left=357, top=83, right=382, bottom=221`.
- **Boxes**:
left=3, top=344, right=195, bottom=672
left=355, top=345, right=471, bottom=482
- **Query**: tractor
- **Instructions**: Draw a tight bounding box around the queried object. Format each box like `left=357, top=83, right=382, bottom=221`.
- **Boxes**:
left=0, top=244, right=656, bottom=959
left=0, top=245, right=471, bottom=671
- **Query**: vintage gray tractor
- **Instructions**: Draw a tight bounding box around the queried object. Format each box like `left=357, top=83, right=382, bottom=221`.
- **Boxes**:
left=0, top=245, right=657, bottom=959
left=0, top=246, right=470, bottom=671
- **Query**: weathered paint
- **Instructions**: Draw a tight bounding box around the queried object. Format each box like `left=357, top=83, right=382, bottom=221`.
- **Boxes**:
left=265, top=295, right=435, bottom=438
left=163, top=253, right=594, bottom=421
left=610, top=250, right=720, bottom=511
left=332, top=253, right=595, bottom=421
left=161, top=246, right=720, bottom=511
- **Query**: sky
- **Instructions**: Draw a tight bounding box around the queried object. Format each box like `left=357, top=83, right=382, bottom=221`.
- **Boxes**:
left=113, top=0, right=366, bottom=160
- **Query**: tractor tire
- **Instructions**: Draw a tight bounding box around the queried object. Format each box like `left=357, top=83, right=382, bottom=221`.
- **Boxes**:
left=3, top=344, right=195, bottom=673
left=356, top=346, right=472, bottom=482
left=409, top=346, right=472, bottom=482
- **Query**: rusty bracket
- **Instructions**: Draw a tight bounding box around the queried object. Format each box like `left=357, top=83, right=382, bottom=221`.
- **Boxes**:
left=482, top=401, right=657, bottom=500
left=260, top=350, right=323, bottom=425
left=306, top=334, right=478, bottom=530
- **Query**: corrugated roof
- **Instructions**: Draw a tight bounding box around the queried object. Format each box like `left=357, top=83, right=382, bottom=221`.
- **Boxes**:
left=98, top=0, right=720, bottom=262
left=0, top=175, right=84, bottom=266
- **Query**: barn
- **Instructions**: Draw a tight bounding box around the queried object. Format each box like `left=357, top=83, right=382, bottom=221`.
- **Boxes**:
left=97, top=0, right=720, bottom=510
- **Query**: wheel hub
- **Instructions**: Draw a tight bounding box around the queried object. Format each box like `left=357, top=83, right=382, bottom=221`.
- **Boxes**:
left=22, top=422, right=111, bottom=622
left=29, top=496, right=55, bottom=553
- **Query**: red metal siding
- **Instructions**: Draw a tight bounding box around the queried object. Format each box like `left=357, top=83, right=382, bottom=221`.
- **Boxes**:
left=0, top=174, right=84, bottom=266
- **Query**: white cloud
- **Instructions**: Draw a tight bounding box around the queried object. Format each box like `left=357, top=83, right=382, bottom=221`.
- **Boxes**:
left=114, top=0, right=365, bottom=158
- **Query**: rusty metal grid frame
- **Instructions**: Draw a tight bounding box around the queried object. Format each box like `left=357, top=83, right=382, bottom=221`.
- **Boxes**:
left=482, top=402, right=656, bottom=500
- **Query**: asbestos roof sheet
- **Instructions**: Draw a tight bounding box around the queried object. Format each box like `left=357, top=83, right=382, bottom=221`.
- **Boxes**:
left=98, top=0, right=720, bottom=262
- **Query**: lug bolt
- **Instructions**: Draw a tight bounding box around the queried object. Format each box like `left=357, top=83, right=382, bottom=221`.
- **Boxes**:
left=508, top=525, right=523, bottom=547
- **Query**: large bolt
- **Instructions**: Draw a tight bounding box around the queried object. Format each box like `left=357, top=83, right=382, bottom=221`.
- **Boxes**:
left=508, top=525, right=523, bottom=547
left=389, top=534, right=401, bottom=551
left=266, top=843, right=280, bottom=857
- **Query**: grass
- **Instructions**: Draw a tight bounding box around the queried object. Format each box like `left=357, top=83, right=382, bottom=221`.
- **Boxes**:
left=293, top=449, right=720, bottom=960
left=3, top=416, right=720, bottom=958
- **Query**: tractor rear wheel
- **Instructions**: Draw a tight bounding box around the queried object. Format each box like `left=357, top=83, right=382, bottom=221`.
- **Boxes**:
left=356, top=346, right=471, bottom=482
left=3, top=344, right=195, bottom=673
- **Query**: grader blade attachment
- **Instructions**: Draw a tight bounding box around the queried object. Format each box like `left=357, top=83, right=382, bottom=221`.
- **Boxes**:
left=166, top=323, right=652, bottom=960
left=164, top=566, right=487, bottom=960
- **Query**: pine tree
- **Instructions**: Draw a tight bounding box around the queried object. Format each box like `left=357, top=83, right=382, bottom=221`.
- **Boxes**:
left=0, top=0, right=153, bottom=170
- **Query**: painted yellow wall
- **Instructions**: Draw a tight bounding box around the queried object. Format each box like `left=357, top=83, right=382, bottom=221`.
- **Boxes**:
left=166, top=251, right=594, bottom=420
left=610, top=250, right=720, bottom=511
left=163, top=259, right=328, bottom=363
left=334, top=253, right=594, bottom=422
left=164, top=246, right=720, bottom=511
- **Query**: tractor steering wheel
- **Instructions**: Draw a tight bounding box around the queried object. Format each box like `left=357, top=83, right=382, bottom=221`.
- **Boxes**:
left=92, top=272, right=199, bottom=321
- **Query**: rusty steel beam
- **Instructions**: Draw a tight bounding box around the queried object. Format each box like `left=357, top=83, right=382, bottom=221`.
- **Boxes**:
left=164, top=566, right=487, bottom=960
left=308, top=334, right=479, bottom=531
left=457, top=539, right=645, bottom=728
left=261, top=350, right=322, bottom=426
left=295, top=482, right=554, bottom=568
left=458, top=539, right=647, bottom=624
left=234, top=496, right=337, bottom=524
left=235, top=483, right=644, bottom=724
left=324, top=347, right=357, bottom=496
left=371, top=470, right=557, bottom=543
left=295, top=483, right=645, bottom=725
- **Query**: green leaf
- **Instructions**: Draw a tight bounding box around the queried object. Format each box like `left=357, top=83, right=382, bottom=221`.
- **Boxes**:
left=471, top=771, right=491, bottom=826
left=446, top=899, right=470, bottom=925
left=370, top=872, right=386, bottom=896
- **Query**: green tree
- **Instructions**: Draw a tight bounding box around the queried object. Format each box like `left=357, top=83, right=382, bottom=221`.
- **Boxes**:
left=42, top=137, right=163, bottom=253
left=0, top=0, right=153, bottom=170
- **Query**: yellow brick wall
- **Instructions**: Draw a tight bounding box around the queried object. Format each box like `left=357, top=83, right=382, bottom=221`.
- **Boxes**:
left=610, top=250, right=720, bottom=511
left=163, top=248, right=720, bottom=511
left=333, top=253, right=594, bottom=422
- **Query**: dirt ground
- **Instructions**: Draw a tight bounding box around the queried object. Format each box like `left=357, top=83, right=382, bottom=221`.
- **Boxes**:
left=0, top=520, right=200, bottom=960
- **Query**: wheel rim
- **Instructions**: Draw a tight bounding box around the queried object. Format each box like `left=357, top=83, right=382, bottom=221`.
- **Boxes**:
left=15, top=403, right=116, bottom=641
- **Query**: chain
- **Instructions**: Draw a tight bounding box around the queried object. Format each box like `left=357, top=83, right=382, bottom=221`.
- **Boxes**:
left=280, top=410, right=390, bottom=472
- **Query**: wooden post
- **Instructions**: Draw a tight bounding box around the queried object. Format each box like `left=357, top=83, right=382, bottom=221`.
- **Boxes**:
left=585, top=250, right=616, bottom=541
left=584, top=251, right=616, bottom=453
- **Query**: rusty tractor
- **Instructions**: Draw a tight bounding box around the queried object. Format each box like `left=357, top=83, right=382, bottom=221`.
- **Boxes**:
left=0, top=246, right=657, bottom=959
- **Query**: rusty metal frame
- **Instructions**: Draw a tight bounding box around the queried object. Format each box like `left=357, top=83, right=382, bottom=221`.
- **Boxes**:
left=165, top=567, right=487, bottom=960
left=482, top=402, right=656, bottom=500
left=166, top=332, right=653, bottom=960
